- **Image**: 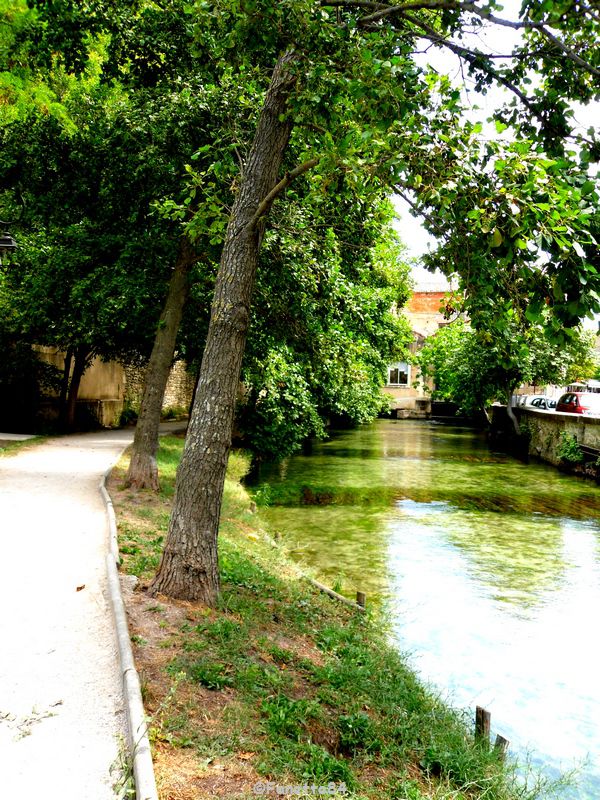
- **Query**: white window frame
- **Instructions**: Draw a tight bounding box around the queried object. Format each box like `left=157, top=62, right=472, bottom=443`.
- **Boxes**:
left=387, top=362, right=410, bottom=387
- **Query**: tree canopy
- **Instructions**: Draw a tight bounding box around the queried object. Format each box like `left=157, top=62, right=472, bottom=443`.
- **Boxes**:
left=417, top=319, right=599, bottom=418
left=1, top=0, right=413, bottom=443
left=2, top=0, right=599, bottom=602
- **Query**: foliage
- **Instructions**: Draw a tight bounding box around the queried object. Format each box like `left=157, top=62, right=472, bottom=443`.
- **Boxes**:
left=234, top=198, right=412, bottom=459
left=5, top=0, right=600, bottom=600
left=417, top=319, right=599, bottom=416
left=1, top=1, right=414, bottom=448
left=0, top=75, right=221, bottom=361
left=556, top=433, right=584, bottom=465
left=400, top=132, right=600, bottom=344
left=19, top=0, right=600, bottom=352
left=0, top=271, right=61, bottom=428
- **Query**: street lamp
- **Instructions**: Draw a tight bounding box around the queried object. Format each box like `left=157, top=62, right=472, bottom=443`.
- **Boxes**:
left=0, top=222, right=17, bottom=265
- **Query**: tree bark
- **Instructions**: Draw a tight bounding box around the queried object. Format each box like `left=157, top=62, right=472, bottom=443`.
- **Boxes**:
left=149, top=52, right=299, bottom=605
left=506, top=385, right=520, bottom=436
left=57, top=346, right=73, bottom=430
left=126, top=238, right=194, bottom=490
left=64, top=345, right=90, bottom=430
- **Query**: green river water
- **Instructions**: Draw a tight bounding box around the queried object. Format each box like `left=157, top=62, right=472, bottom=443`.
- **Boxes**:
left=250, top=419, right=600, bottom=798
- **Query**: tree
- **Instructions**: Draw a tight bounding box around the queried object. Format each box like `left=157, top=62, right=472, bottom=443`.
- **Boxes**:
left=125, top=239, right=196, bottom=489
left=0, top=28, right=227, bottom=433
left=148, top=1, right=599, bottom=604
left=11, top=0, right=600, bottom=604
left=0, top=104, right=177, bottom=427
left=417, top=319, right=599, bottom=428
left=211, top=195, right=412, bottom=459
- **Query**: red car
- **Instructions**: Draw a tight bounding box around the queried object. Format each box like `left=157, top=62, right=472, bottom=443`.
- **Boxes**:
left=555, top=392, right=600, bottom=416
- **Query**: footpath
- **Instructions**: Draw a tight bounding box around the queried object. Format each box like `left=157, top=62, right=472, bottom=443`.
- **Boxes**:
left=0, top=424, right=183, bottom=800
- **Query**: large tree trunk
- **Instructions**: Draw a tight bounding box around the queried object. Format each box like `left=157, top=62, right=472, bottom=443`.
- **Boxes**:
left=149, top=52, right=298, bottom=604
left=57, top=346, right=73, bottom=430
left=64, top=345, right=90, bottom=430
left=126, top=239, right=194, bottom=490
left=506, top=385, right=520, bottom=436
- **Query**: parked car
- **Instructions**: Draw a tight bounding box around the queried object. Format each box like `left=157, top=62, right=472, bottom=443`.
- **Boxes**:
left=515, top=394, right=548, bottom=408
left=529, top=396, right=557, bottom=410
left=555, top=392, right=600, bottom=416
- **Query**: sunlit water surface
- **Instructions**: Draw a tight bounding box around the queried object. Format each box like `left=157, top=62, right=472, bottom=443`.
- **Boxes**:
left=251, top=420, right=600, bottom=798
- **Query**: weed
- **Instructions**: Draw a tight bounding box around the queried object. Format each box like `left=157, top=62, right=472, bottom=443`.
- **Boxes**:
left=252, top=484, right=273, bottom=506
left=111, top=735, right=136, bottom=800
left=261, top=695, right=319, bottom=740
left=336, top=711, right=380, bottom=755
left=119, top=403, right=138, bottom=427
left=389, top=778, right=425, bottom=799
left=160, top=405, right=188, bottom=421
left=557, top=433, right=584, bottom=464
left=169, top=657, right=233, bottom=690
left=197, top=617, right=246, bottom=643
left=299, top=742, right=355, bottom=786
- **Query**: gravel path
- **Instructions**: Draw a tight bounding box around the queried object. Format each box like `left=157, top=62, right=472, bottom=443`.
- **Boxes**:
left=0, top=428, right=141, bottom=799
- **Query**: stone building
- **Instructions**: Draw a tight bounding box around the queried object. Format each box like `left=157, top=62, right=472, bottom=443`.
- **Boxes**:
left=36, top=347, right=195, bottom=427
left=384, top=269, right=453, bottom=417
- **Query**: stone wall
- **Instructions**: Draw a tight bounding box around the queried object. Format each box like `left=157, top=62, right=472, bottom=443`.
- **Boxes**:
left=124, top=361, right=195, bottom=413
left=517, top=407, right=600, bottom=464
left=163, top=361, right=196, bottom=410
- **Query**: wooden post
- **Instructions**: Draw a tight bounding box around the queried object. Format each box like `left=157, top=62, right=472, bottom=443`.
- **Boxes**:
left=356, top=591, right=366, bottom=609
left=475, top=706, right=491, bottom=746
left=494, top=734, right=510, bottom=760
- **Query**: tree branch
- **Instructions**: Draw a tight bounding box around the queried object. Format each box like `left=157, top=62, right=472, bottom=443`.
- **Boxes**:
left=464, top=4, right=600, bottom=76
left=400, top=11, right=538, bottom=113
left=322, top=1, right=388, bottom=10
left=535, top=24, right=600, bottom=76
left=325, top=1, right=600, bottom=78
left=395, top=187, right=450, bottom=242
left=357, top=1, right=464, bottom=24
left=250, top=158, right=320, bottom=229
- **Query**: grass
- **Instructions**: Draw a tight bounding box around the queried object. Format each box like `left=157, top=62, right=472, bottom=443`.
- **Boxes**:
left=0, top=436, right=45, bottom=457
left=109, top=436, right=564, bottom=800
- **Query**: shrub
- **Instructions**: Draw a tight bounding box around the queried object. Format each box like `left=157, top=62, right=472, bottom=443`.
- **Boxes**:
left=556, top=432, right=584, bottom=464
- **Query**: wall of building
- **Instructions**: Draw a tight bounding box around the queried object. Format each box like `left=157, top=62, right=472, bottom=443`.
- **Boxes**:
left=405, top=291, right=448, bottom=336
left=383, top=290, right=447, bottom=416
left=35, top=347, right=194, bottom=427
left=123, top=361, right=195, bottom=412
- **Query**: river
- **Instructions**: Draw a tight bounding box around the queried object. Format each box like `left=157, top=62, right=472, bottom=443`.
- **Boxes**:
left=250, top=419, right=600, bottom=798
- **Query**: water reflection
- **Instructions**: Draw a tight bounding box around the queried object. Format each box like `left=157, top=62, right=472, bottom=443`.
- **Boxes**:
left=253, top=420, right=600, bottom=796
left=397, top=500, right=567, bottom=612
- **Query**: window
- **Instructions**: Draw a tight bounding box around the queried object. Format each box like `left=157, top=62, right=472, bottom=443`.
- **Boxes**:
left=387, top=362, right=410, bottom=386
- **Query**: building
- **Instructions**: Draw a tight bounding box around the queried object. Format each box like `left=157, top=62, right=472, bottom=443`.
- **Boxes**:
left=384, top=269, right=453, bottom=417
left=35, top=347, right=194, bottom=428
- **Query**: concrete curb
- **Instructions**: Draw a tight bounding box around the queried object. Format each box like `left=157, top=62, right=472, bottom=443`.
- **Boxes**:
left=101, top=462, right=159, bottom=800
left=100, top=471, right=121, bottom=567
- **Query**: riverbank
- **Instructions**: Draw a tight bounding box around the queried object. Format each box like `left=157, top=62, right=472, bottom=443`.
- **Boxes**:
left=109, top=435, right=555, bottom=800
left=490, top=406, right=600, bottom=480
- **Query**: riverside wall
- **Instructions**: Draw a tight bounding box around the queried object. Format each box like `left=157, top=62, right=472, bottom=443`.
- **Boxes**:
left=516, top=407, right=600, bottom=465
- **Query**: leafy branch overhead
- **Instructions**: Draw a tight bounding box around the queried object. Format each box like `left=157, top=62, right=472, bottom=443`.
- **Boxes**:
left=3, top=0, right=599, bottom=603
